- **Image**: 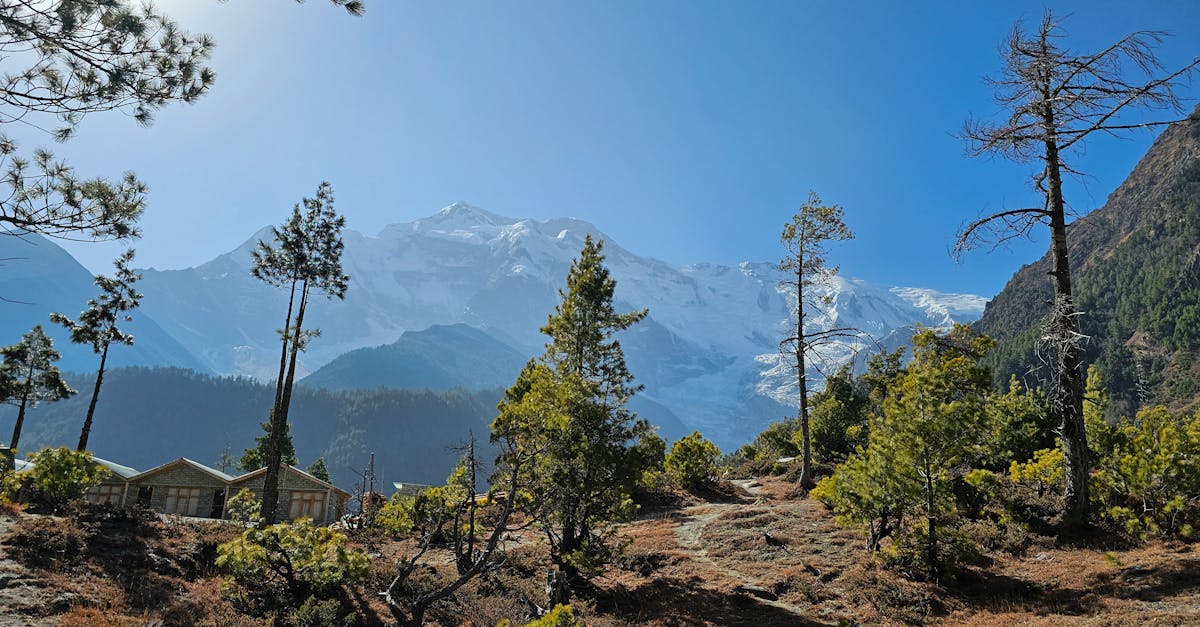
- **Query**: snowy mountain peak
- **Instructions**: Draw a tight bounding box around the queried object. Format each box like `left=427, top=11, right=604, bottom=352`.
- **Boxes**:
left=427, top=201, right=512, bottom=227
left=131, top=202, right=989, bottom=448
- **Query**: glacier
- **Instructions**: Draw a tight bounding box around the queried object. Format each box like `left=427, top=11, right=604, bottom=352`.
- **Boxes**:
left=134, top=202, right=987, bottom=449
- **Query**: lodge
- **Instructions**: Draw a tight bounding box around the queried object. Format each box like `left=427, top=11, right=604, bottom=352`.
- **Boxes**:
left=4, top=449, right=350, bottom=525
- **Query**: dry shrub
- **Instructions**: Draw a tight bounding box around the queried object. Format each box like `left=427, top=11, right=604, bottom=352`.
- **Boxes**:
left=181, top=578, right=272, bottom=627
left=618, top=551, right=669, bottom=577
left=436, top=589, right=530, bottom=627
left=176, top=521, right=243, bottom=578
left=55, top=607, right=144, bottom=627
left=961, top=518, right=1049, bottom=556
left=765, top=565, right=832, bottom=605
left=0, top=498, right=23, bottom=516
left=842, top=564, right=938, bottom=625
left=7, top=515, right=89, bottom=568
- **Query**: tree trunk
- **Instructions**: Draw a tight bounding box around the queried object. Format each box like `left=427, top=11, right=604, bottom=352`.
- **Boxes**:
left=924, top=457, right=939, bottom=582
left=272, top=277, right=299, bottom=414
left=9, top=364, right=33, bottom=450
left=77, top=342, right=109, bottom=452
left=260, top=282, right=309, bottom=524
left=796, top=269, right=813, bottom=489
left=1044, top=117, right=1089, bottom=528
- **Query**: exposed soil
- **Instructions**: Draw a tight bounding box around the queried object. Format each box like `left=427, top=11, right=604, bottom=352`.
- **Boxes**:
left=4, top=479, right=1200, bottom=625
left=0, top=515, right=58, bottom=627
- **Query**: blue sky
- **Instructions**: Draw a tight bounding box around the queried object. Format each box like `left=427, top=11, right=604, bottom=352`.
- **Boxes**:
left=27, top=1, right=1200, bottom=296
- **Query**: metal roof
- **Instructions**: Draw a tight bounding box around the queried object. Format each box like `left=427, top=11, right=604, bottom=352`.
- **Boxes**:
left=129, top=457, right=237, bottom=483
left=92, top=456, right=140, bottom=479
left=232, top=464, right=351, bottom=497
left=391, top=482, right=434, bottom=497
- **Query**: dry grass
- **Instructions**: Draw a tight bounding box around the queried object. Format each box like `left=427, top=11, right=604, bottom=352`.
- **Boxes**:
left=5, top=485, right=1200, bottom=626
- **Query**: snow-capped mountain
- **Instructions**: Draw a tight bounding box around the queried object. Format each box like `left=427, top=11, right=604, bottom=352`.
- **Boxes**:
left=134, top=202, right=986, bottom=448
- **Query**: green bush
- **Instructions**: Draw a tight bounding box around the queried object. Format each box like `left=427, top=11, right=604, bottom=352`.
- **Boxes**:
left=1092, top=405, right=1200, bottom=539
left=288, top=596, right=352, bottom=627
left=25, top=447, right=109, bottom=513
left=226, top=487, right=261, bottom=524
left=1008, top=448, right=1065, bottom=497
left=375, top=493, right=417, bottom=534
left=664, top=431, right=721, bottom=489
left=217, top=518, right=370, bottom=603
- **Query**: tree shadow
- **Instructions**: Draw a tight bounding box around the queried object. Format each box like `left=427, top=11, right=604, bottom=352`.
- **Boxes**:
left=947, top=568, right=1101, bottom=617
left=1088, top=557, right=1200, bottom=602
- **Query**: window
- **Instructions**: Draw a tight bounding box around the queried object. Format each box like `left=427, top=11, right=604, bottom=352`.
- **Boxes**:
left=163, top=487, right=203, bottom=516
left=87, top=484, right=124, bottom=505
left=289, top=491, right=325, bottom=521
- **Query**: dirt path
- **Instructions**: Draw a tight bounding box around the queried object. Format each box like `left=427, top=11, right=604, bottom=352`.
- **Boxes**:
left=0, top=516, right=57, bottom=627
left=669, top=479, right=833, bottom=623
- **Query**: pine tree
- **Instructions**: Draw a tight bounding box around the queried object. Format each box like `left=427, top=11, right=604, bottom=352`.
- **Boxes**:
left=307, top=457, right=331, bottom=483
left=958, top=10, right=1200, bottom=527
left=0, top=326, right=74, bottom=453
left=240, top=418, right=298, bottom=473
left=50, top=249, right=141, bottom=451
left=491, top=235, right=655, bottom=604
left=252, top=182, right=349, bottom=524
left=779, top=192, right=855, bottom=488
left=0, top=1, right=361, bottom=242
left=814, top=326, right=994, bottom=578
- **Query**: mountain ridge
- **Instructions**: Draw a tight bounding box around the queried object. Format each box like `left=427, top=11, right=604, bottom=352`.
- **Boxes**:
left=976, top=104, right=1200, bottom=416
left=5, top=206, right=987, bottom=449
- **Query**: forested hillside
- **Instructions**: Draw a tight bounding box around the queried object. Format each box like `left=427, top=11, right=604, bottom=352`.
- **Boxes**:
left=1, top=367, right=501, bottom=489
left=977, top=104, right=1200, bottom=416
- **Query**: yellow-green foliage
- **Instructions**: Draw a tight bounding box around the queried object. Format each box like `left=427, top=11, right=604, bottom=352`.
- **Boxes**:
left=25, top=447, right=109, bottom=511
left=290, top=595, right=351, bottom=626
left=497, top=604, right=577, bottom=627
left=664, top=431, right=721, bottom=489
left=375, top=493, right=418, bottom=534
left=982, top=377, right=1054, bottom=469
left=1009, top=448, right=1065, bottom=497
left=226, top=487, right=260, bottom=523
left=377, top=460, right=474, bottom=536
left=814, top=326, right=994, bottom=575
left=1092, top=405, right=1200, bottom=539
left=0, top=467, right=22, bottom=504
left=217, top=518, right=370, bottom=600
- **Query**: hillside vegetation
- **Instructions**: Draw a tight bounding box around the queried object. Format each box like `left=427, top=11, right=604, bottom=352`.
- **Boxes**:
left=977, top=105, right=1200, bottom=417
left=2, top=367, right=501, bottom=488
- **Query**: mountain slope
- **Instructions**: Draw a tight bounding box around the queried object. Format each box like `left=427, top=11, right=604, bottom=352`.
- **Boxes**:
left=0, top=234, right=208, bottom=374
left=0, top=202, right=982, bottom=448
left=301, top=323, right=528, bottom=392
left=3, top=367, right=497, bottom=489
left=976, top=105, right=1200, bottom=416
left=300, top=322, right=693, bottom=441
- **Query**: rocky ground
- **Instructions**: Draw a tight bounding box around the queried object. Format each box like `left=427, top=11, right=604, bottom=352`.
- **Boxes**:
left=3, top=481, right=1200, bottom=625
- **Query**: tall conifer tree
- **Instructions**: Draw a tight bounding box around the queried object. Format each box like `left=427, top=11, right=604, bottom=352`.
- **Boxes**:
left=779, top=192, right=854, bottom=488
left=51, top=249, right=141, bottom=451
left=252, top=182, right=348, bottom=523
left=492, top=235, right=656, bottom=604
left=0, top=325, right=74, bottom=452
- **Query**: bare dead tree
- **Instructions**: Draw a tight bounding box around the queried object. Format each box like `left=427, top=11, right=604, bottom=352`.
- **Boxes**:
left=958, top=10, right=1199, bottom=526
left=779, top=191, right=862, bottom=489
left=383, top=435, right=535, bottom=627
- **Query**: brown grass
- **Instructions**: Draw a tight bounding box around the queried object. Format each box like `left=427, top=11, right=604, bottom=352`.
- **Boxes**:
left=5, top=485, right=1200, bottom=626
left=55, top=607, right=146, bottom=627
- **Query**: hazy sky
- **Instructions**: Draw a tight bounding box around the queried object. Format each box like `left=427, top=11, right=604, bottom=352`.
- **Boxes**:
left=19, top=1, right=1200, bottom=295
